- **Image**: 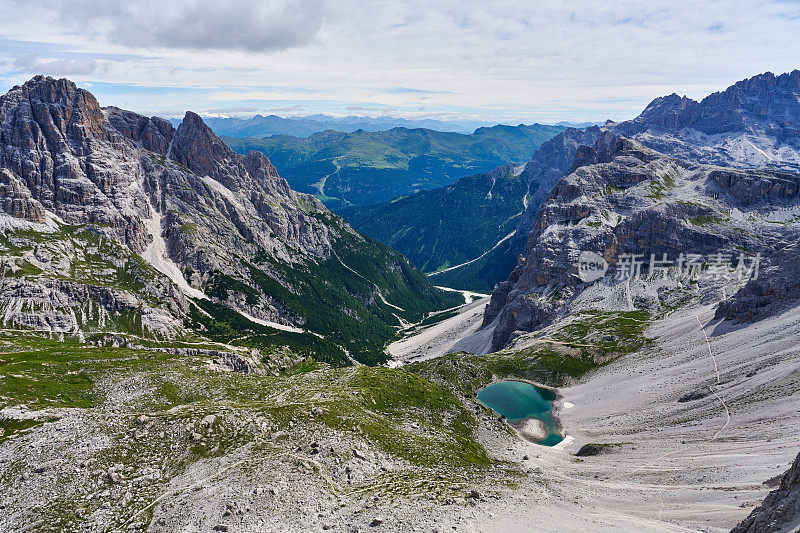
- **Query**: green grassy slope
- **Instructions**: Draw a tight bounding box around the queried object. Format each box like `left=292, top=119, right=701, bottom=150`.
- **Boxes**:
left=0, top=331, right=503, bottom=529
left=223, top=124, right=565, bottom=208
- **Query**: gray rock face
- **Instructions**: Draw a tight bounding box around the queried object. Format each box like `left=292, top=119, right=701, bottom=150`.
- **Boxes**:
left=731, top=452, right=800, bottom=533
left=709, top=168, right=800, bottom=205
left=484, top=131, right=798, bottom=351
left=0, top=75, right=334, bottom=258
left=105, top=106, right=174, bottom=154
left=613, top=70, right=800, bottom=170
left=0, top=226, right=189, bottom=338
left=0, top=76, right=330, bottom=333
left=0, top=75, right=150, bottom=251
left=0, top=169, right=45, bottom=222
left=623, top=70, right=800, bottom=137
left=0, top=76, right=447, bottom=348
left=483, top=70, right=800, bottom=351
left=508, top=126, right=603, bottom=258
left=716, top=240, right=800, bottom=323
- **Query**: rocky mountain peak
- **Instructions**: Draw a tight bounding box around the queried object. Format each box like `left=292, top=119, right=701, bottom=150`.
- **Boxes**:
left=479, top=127, right=800, bottom=351
left=2, top=75, right=108, bottom=148
left=724, top=68, right=800, bottom=95
left=174, top=110, right=223, bottom=152
left=620, top=69, right=800, bottom=137
left=0, top=76, right=452, bottom=362
left=569, top=130, right=644, bottom=171
left=171, top=110, right=247, bottom=187
left=607, top=69, right=800, bottom=170
left=634, top=93, right=696, bottom=129
left=104, top=106, right=174, bottom=154
left=17, top=75, right=87, bottom=108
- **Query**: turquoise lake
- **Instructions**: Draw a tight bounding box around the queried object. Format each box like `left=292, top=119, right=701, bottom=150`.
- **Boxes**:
left=477, top=380, right=563, bottom=446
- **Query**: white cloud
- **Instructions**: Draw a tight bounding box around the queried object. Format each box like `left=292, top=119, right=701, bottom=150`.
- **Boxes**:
left=205, top=106, right=259, bottom=114
left=1, top=0, right=799, bottom=122
left=267, top=104, right=305, bottom=112
left=8, top=0, right=328, bottom=52
left=346, top=105, right=384, bottom=111
left=11, top=55, right=100, bottom=75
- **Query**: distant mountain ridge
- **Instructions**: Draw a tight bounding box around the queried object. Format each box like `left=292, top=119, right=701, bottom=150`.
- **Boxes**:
left=340, top=163, right=529, bottom=277
left=172, top=113, right=500, bottom=138
left=224, top=123, right=566, bottom=208
left=342, top=127, right=600, bottom=291
left=555, top=121, right=605, bottom=129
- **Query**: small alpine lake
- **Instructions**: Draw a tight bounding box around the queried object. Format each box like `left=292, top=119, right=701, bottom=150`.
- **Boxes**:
left=477, top=380, right=564, bottom=446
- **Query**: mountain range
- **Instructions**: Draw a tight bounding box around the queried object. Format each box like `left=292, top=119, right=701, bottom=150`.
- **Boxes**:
left=456, top=69, right=800, bottom=352
left=2, top=70, right=800, bottom=532
left=222, top=123, right=565, bottom=208
left=345, top=70, right=800, bottom=295
left=343, top=126, right=602, bottom=291
left=179, top=114, right=501, bottom=138
left=0, top=76, right=460, bottom=366
left=339, top=163, right=528, bottom=276
left=478, top=129, right=800, bottom=351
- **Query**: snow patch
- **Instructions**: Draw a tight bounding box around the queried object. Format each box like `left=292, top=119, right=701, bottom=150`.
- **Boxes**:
left=552, top=435, right=574, bottom=451
left=142, top=200, right=207, bottom=300
left=235, top=308, right=305, bottom=334
left=434, top=285, right=490, bottom=304
left=201, top=175, right=245, bottom=211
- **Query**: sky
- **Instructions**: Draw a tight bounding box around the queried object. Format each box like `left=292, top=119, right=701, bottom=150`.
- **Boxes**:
left=1, top=0, right=800, bottom=125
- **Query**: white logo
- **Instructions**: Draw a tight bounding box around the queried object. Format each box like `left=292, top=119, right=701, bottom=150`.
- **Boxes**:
left=577, top=251, right=608, bottom=282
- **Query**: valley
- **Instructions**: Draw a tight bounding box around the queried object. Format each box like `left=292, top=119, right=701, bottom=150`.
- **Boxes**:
left=340, top=165, right=527, bottom=286
left=222, top=123, right=565, bottom=208
left=2, top=67, right=800, bottom=533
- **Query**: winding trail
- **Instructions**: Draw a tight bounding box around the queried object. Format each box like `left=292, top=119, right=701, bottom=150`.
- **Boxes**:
left=332, top=249, right=409, bottom=328
left=695, top=314, right=731, bottom=440
left=426, top=230, right=516, bottom=276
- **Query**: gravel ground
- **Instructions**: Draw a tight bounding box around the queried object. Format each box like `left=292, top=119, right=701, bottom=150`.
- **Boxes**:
left=2, top=301, right=798, bottom=531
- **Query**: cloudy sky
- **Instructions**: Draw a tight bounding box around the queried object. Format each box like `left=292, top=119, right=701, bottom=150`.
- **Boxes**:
left=1, top=0, right=799, bottom=125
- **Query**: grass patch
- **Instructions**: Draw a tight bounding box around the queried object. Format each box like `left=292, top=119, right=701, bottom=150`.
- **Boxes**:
left=647, top=172, right=677, bottom=200
left=412, top=309, right=651, bottom=392
left=318, top=367, right=490, bottom=468
left=689, top=214, right=727, bottom=226
left=186, top=298, right=350, bottom=367
left=0, top=418, right=50, bottom=445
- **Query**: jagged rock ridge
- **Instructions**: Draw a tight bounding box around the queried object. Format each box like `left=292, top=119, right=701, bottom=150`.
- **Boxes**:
left=0, top=76, right=456, bottom=364
left=481, top=130, right=800, bottom=351
left=613, top=69, right=800, bottom=170
left=480, top=70, right=800, bottom=352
